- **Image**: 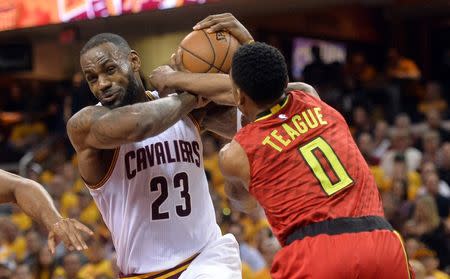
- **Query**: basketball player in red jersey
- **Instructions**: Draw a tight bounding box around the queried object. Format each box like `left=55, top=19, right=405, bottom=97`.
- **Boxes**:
left=151, top=14, right=415, bottom=279
left=0, top=169, right=93, bottom=254
left=221, top=43, right=414, bottom=278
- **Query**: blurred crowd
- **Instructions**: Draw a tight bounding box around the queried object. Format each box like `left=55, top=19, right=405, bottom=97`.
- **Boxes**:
left=0, top=45, right=449, bottom=279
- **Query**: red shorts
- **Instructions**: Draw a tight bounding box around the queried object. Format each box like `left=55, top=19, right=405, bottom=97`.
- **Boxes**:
left=271, top=230, right=414, bottom=279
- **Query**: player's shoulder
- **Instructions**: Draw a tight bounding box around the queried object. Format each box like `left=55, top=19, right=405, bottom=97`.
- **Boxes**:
left=67, top=106, right=108, bottom=132
left=218, top=140, right=248, bottom=177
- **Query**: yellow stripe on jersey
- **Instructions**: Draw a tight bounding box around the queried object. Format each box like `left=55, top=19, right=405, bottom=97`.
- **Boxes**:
left=393, top=231, right=412, bottom=279
left=120, top=253, right=198, bottom=279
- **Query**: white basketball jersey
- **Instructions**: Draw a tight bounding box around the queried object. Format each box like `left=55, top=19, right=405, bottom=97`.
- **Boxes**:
left=88, top=115, right=221, bottom=275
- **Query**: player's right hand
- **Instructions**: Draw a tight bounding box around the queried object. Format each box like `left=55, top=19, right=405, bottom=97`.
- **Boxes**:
left=193, top=13, right=254, bottom=45
left=48, top=218, right=93, bottom=254
left=149, top=65, right=176, bottom=97
left=170, top=48, right=188, bottom=72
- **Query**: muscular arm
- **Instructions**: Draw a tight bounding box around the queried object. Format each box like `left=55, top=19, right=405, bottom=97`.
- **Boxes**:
left=285, top=82, right=320, bottom=99
left=191, top=103, right=238, bottom=139
left=0, top=170, right=61, bottom=230
left=67, top=92, right=198, bottom=151
left=159, top=71, right=234, bottom=106
left=219, top=141, right=258, bottom=213
left=153, top=71, right=319, bottom=106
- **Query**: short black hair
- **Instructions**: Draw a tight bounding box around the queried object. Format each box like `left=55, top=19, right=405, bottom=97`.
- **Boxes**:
left=231, top=42, right=288, bottom=106
left=80, top=33, right=131, bottom=55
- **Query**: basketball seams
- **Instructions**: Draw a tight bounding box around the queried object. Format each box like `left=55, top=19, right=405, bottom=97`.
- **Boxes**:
left=201, top=29, right=216, bottom=67
left=217, top=32, right=232, bottom=73
left=179, top=45, right=221, bottom=73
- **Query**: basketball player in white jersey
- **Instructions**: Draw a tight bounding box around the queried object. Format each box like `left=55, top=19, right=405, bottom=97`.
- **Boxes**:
left=67, top=33, right=241, bottom=278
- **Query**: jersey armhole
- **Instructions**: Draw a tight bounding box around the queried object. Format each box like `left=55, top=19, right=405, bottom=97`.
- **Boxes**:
left=84, top=147, right=121, bottom=191
left=187, top=113, right=202, bottom=133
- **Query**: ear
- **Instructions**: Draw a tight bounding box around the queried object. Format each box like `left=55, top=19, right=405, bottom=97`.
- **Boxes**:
left=130, top=50, right=141, bottom=72
left=236, top=87, right=246, bottom=106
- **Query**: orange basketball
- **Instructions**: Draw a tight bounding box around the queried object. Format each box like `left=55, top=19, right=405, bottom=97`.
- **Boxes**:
left=179, top=30, right=240, bottom=74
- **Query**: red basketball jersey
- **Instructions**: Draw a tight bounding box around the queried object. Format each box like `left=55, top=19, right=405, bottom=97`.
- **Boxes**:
left=234, top=90, right=384, bottom=245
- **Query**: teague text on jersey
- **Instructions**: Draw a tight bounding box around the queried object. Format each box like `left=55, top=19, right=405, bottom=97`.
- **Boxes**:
left=262, top=107, right=328, bottom=152
left=125, top=140, right=201, bottom=179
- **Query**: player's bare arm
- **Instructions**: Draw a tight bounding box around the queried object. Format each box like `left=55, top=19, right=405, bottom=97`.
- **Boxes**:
left=149, top=64, right=318, bottom=107
left=286, top=82, right=320, bottom=99
left=0, top=170, right=93, bottom=254
left=219, top=140, right=258, bottom=213
left=67, top=92, right=198, bottom=151
left=150, top=65, right=234, bottom=106
left=190, top=103, right=238, bottom=139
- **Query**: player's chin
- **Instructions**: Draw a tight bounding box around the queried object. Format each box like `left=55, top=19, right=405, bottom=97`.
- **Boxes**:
left=102, top=99, right=123, bottom=109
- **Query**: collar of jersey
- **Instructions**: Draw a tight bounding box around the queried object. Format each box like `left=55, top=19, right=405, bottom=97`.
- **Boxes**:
left=255, top=94, right=290, bottom=122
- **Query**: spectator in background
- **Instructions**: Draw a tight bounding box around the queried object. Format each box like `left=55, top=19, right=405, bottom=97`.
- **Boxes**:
left=423, top=109, right=450, bottom=142
left=3, top=83, right=26, bottom=112
left=404, top=195, right=449, bottom=269
left=422, top=173, right=450, bottom=218
left=357, top=133, right=387, bottom=190
left=344, top=52, right=377, bottom=91
left=23, top=230, right=43, bottom=273
left=409, top=260, right=426, bottom=279
left=391, top=179, right=414, bottom=226
left=202, top=134, right=224, bottom=190
left=9, top=113, right=47, bottom=152
left=11, top=264, right=32, bottom=279
left=0, top=217, right=26, bottom=264
left=53, top=252, right=83, bottom=279
left=418, top=161, right=450, bottom=199
left=0, top=262, right=12, bottom=279
left=228, top=222, right=267, bottom=278
left=303, top=45, right=328, bottom=89
left=372, top=120, right=391, bottom=160
left=77, top=239, right=113, bottom=279
left=381, top=128, right=422, bottom=177
left=437, top=142, right=450, bottom=184
left=414, top=248, right=449, bottom=279
left=418, top=81, right=448, bottom=116
left=394, top=113, right=412, bottom=131
left=35, top=247, right=56, bottom=279
left=421, top=130, right=441, bottom=164
left=386, top=48, right=421, bottom=80
left=350, top=106, right=372, bottom=136
left=63, top=72, right=96, bottom=123
left=357, top=133, right=379, bottom=166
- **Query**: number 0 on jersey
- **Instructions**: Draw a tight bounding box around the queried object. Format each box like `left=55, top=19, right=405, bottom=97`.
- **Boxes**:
left=299, top=137, right=353, bottom=196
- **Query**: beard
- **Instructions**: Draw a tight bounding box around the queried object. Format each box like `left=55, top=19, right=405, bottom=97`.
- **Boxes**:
left=122, top=73, right=141, bottom=106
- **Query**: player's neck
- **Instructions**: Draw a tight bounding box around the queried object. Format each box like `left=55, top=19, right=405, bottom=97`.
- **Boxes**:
left=251, top=94, right=287, bottom=122
left=132, top=89, right=150, bottom=104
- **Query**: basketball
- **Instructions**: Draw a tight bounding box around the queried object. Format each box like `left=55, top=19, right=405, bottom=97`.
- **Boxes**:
left=179, top=30, right=240, bottom=73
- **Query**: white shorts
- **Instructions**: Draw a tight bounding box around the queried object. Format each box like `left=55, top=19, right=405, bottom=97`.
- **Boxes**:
left=180, top=234, right=242, bottom=279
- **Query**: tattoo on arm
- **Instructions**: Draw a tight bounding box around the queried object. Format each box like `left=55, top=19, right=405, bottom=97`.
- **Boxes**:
left=67, top=93, right=197, bottom=150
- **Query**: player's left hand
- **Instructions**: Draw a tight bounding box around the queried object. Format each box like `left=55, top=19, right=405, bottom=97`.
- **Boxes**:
left=149, top=65, right=176, bottom=96
left=193, top=13, right=253, bottom=45
left=48, top=218, right=93, bottom=254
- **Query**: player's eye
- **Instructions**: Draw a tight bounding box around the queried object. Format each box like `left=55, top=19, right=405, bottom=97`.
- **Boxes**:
left=107, top=66, right=116, bottom=75
left=87, top=76, right=97, bottom=83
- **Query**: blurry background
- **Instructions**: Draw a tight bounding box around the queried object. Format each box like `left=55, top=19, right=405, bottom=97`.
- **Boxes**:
left=0, top=0, right=449, bottom=278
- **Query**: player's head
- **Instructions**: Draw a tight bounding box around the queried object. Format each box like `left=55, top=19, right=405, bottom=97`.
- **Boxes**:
left=80, top=33, right=143, bottom=108
left=230, top=42, right=288, bottom=118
